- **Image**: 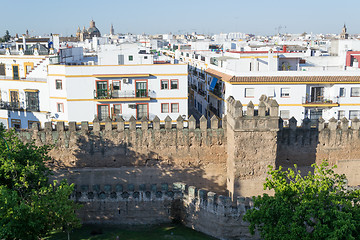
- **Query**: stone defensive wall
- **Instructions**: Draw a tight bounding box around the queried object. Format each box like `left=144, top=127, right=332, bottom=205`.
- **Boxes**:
left=18, top=96, right=360, bottom=197
left=19, top=115, right=228, bottom=193
left=73, top=182, right=257, bottom=240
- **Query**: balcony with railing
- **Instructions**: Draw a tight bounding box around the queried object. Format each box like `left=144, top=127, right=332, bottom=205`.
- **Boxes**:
left=302, top=95, right=339, bottom=107
left=94, top=89, right=156, bottom=100
left=0, top=101, right=39, bottom=112
left=208, top=104, right=219, bottom=118
left=197, top=89, right=206, bottom=97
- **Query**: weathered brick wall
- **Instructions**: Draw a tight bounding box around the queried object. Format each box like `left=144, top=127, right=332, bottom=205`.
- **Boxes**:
left=18, top=116, right=227, bottom=193
left=226, top=97, right=280, bottom=197
left=72, top=182, right=258, bottom=240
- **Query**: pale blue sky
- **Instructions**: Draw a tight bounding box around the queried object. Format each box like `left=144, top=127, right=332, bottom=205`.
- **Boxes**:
left=1, top=0, right=359, bottom=37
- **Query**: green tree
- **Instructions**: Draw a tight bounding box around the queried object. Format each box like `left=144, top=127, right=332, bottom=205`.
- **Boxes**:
left=244, top=161, right=360, bottom=240
left=3, top=30, right=10, bottom=42
left=0, top=129, right=81, bottom=240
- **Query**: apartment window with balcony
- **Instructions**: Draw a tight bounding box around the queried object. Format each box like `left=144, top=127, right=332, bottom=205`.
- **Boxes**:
left=56, top=80, right=62, bottom=90
left=96, top=81, right=108, bottom=98
left=111, top=81, right=121, bottom=98
left=339, top=88, right=345, bottom=97
left=349, top=110, right=360, bottom=120
left=135, top=81, right=147, bottom=97
left=280, top=110, right=290, bottom=120
left=57, top=103, right=64, bottom=113
left=10, top=90, right=19, bottom=108
left=25, top=91, right=39, bottom=111
left=351, top=87, right=360, bottom=97
left=245, top=88, right=254, bottom=98
left=97, top=104, right=109, bottom=121
left=338, top=110, right=345, bottom=120
left=170, top=79, right=178, bottom=89
left=161, top=103, right=169, bottom=113
left=281, top=88, right=290, bottom=97
left=161, top=80, right=169, bottom=89
left=171, top=103, right=179, bottom=113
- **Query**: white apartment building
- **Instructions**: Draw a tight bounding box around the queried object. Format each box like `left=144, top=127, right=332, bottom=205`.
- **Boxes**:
left=181, top=45, right=360, bottom=125
left=0, top=53, right=50, bottom=128
left=0, top=40, right=188, bottom=129
left=48, top=63, right=188, bottom=123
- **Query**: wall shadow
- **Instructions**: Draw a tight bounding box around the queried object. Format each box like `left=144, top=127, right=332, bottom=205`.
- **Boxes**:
left=49, top=128, right=227, bottom=195
left=276, top=127, right=318, bottom=175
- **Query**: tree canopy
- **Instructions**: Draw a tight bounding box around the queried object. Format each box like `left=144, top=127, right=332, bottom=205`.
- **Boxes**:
left=3, top=30, right=10, bottom=42
left=0, top=128, right=81, bottom=240
left=244, top=161, right=360, bottom=240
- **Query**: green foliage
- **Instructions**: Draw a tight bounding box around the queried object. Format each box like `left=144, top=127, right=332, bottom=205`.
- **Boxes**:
left=0, top=129, right=81, bottom=240
left=244, top=160, right=360, bottom=240
left=3, top=30, right=10, bottom=42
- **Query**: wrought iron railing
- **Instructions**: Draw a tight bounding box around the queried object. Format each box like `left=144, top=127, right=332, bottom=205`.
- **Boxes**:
left=94, top=89, right=156, bottom=99
left=302, top=96, right=339, bottom=104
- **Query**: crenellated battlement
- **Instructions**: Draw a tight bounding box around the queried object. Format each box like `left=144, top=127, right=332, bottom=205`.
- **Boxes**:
left=30, top=114, right=221, bottom=133
left=73, top=182, right=256, bottom=240
left=226, top=96, right=280, bottom=131
left=71, top=182, right=253, bottom=215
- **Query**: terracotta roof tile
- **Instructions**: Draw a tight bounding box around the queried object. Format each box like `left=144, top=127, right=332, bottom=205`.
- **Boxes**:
left=205, top=68, right=234, bottom=82
left=230, top=76, right=360, bottom=83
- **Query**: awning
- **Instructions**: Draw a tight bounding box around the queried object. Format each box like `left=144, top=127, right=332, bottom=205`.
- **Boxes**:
left=209, top=77, right=218, bottom=91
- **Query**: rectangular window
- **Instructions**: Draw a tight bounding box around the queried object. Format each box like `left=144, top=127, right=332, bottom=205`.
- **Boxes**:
left=0, top=64, right=5, bottom=76
left=351, top=87, right=360, bottom=97
left=339, top=88, right=345, bottom=97
left=280, top=110, right=290, bottom=119
left=170, top=79, right=178, bottom=89
left=171, top=103, right=179, bottom=113
left=11, top=119, right=21, bottom=129
left=198, top=103, right=202, bottom=114
left=57, top=103, right=64, bottom=113
left=161, top=80, right=169, bottom=90
left=97, top=104, right=109, bottom=121
left=25, top=91, right=39, bottom=111
left=267, top=87, right=275, bottom=97
left=56, top=80, right=62, bottom=90
left=112, top=81, right=120, bottom=90
left=349, top=110, right=360, bottom=120
left=245, top=88, right=254, bottom=98
left=135, top=81, right=147, bottom=97
left=111, top=81, right=121, bottom=98
left=10, top=90, right=19, bottom=108
left=281, top=88, right=290, bottom=97
left=96, top=81, right=108, bottom=98
left=136, top=103, right=148, bottom=120
left=28, top=121, right=39, bottom=129
left=338, top=110, right=345, bottom=120
left=161, top=103, right=169, bottom=113
left=129, top=55, right=133, bottom=61
left=112, top=104, right=121, bottom=119
left=12, top=65, right=19, bottom=80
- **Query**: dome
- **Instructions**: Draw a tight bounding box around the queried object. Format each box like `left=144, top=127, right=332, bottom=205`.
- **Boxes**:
left=88, top=27, right=100, bottom=34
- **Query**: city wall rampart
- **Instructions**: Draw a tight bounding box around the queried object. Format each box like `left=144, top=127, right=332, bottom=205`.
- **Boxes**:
left=16, top=96, right=360, bottom=240
left=73, top=182, right=257, bottom=240
left=18, top=101, right=360, bottom=196
left=19, top=115, right=228, bottom=193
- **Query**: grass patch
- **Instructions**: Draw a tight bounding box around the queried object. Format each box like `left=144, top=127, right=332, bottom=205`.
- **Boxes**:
left=46, top=223, right=217, bottom=240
